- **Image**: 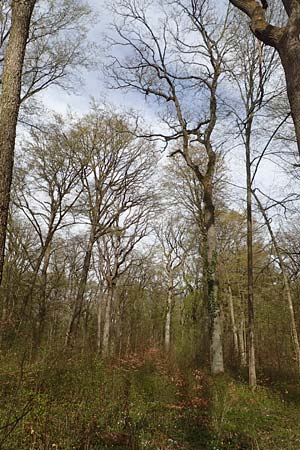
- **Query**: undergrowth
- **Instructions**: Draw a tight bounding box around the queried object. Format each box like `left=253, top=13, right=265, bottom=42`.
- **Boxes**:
left=0, top=349, right=300, bottom=449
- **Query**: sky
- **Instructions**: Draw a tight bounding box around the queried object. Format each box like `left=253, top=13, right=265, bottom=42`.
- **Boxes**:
left=38, top=0, right=296, bottom=218
left=40, top=0, right=155, bottom=118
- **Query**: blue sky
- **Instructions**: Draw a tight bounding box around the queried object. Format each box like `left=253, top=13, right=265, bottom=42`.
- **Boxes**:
left=40, top=0, right=155, bottom=118
left=38, top=0, right=294, bottom=212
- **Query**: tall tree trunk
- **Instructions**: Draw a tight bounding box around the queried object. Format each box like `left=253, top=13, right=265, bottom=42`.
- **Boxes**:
left=96, top=290, right=104, bottom=354
left=253, top=190, right=300, bottom=378
left=0, top=0, right=36, bottom=285
left=164, top=286, right=173, bottom=353
left=246, top=123, right=257, bottom=388
left=227, top=279, right=239, bottom=361
left=102, top=287, right=114, bottom=357
left=66, top=233, right=94, bottom=345
left=203, top=179, right=224, bottom=375
left=238, top=290, right=247, bottom=368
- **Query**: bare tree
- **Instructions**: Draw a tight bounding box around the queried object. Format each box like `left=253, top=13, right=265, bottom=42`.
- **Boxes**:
left=65, top=108, right=156, bottom=344
left=13, top=116, right=84, bottom=343
left=98, top=204, right=154, bottom=357
left=154, top=218, right=187, bottom=352
left=0, top=0, right=93, bottom=103
left=226, top=14, right=285, bottom=386
left=106, top=0, right=234, bottom=373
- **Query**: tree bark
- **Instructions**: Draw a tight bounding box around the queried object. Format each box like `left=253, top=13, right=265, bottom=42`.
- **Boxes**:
left=164, top=287, right=173, bottom=353
left=203, top=179, right=224, bottom=375
left=0, top=0, right=36, bottom=285
left=278, top=40, right=300, bottom=153
left=96, top=290, right=104, bottom=354
left=102, top=287, right=114, bottom=357
left=227, top=279, right=239, bottom=360
left=246, top=122, right=257, bottom=389
left=238, top=290, right=247, bottom=368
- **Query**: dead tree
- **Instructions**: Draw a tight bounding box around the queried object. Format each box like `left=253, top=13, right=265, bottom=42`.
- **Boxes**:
left=98, top=204, right=154, bottom=357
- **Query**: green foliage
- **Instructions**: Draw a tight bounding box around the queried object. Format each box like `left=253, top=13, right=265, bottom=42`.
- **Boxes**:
left=209, top=375, right=300, bottom=450
left=1, top=352, right=300, bottom=449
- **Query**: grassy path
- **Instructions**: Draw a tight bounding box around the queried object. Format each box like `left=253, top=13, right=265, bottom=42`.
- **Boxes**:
left=1, top=351, right=300, bottom=449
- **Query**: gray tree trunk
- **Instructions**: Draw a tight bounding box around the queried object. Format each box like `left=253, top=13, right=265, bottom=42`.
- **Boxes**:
left=203, top=180, right=224, bottom=375
left=164, top=288, right=173, bottom=352
left=238, top=292, right=247, bottom=368
left=102, top=287, right=114, bottom=357
left=227, top=281, right=239, bottom=360
left=96, top=290, right=104, bottom=354
left=246, top=121, right=257, bottom=389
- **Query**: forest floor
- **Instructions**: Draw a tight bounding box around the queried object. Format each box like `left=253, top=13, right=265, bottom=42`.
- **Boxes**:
left=0, top=349, right=300, bottom=449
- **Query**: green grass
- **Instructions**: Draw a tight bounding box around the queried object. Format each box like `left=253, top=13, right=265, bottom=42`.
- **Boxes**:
left=209, top=374, right=300, bottom=449
left=0, top=351, right=300, bottom=449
